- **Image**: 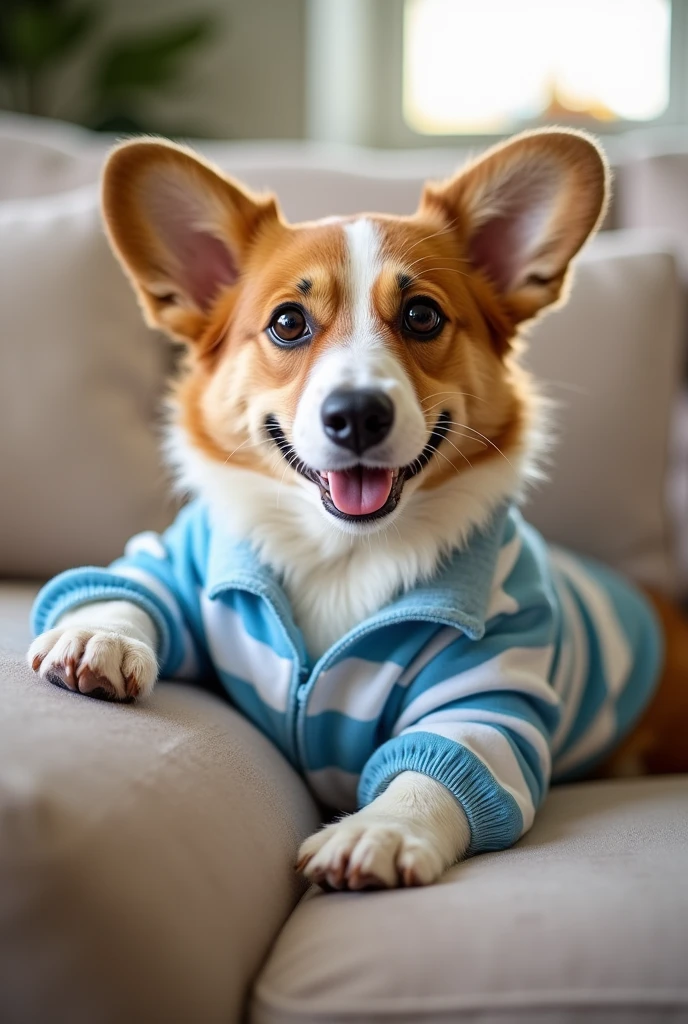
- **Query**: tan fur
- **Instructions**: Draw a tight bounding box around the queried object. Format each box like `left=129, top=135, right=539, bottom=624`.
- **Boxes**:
left=420, top=128, right=610, bottom=328
left=598, top=590, right=688, bottom=777
left=103, top=130, right=607, bottom=506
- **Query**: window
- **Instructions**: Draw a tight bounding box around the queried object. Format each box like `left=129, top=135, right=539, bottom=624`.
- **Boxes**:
left=404, top=0, right=672, bottom=134
left=305, top=0, right=686, bottom=147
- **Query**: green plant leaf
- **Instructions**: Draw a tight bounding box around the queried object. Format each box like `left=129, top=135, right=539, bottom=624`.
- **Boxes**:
left=1, top=4, right=96, bottom=70
left=96, top=19, right=211, bottom=97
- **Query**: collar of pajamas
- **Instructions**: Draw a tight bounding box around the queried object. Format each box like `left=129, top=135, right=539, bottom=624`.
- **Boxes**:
left=32, top=501, right=661, bottom=855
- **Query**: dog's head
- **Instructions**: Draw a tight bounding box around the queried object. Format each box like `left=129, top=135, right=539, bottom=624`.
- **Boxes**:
left=102, top=130, right=608, bottom=545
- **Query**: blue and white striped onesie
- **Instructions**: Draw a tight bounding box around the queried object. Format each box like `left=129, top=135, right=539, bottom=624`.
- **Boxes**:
left=32, top=501, right=662, bottom=855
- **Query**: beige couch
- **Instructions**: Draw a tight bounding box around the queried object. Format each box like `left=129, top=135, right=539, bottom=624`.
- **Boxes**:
left=1, top=114, right=687, bottom=1024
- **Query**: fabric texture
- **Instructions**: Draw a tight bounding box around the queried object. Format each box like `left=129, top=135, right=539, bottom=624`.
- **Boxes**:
left=0, top=130, right=102, bottom=201
left=0, top=185, right=175, bottom=579
left=523, top=230, right=683, bottom=590
left=251, top=775, right=688, bottom=1024
left=617, top=148, right=688, bottom=281
left=32, top=501, right=662, bottom=854
left=0, top=583, right=320, bottom=1024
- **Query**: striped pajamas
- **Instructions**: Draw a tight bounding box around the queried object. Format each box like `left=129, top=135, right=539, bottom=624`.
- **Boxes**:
left=32, top=501, right=662, bottom=855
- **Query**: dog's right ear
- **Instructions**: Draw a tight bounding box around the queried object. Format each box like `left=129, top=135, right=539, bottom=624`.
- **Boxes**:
left=102, top=139, right=280, bottom=343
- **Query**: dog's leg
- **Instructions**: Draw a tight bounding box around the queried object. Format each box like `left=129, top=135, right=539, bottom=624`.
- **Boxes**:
left=297, top=771, right=470, bottom=890
left=27, top=600, right=158, bottom=701
left=597, top=589, right=688, bottom=777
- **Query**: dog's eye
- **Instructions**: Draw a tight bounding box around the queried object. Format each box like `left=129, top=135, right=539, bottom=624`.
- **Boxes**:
left=402, top=297, right=445, bottom=340
left=267, top=304, right=311, bottom=347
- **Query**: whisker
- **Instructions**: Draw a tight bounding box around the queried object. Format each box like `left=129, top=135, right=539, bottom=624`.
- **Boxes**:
left=402, top=255, right=471, bottom=274
left=224, top=437, right=251, bottom=464
left=439, top=435, right=473, bottom=467
left=422, top=397, right=470, bottom=416
left=432, top=425, right=488, bottom=449
left=421, top=390, right=487, bottom=406
left=452, top=421, right=514, bottom=467
left=388, top=218, right=460, bottom=265
left=431, top=447, right=461, bottom=477
left=408, top=266, right=471, bottom=279
left=390, top=519, right=403, bottom=543
left=396, top=217, right=460, bottom=259
left=276, top=460, right=292, bottom=508
left=404, top=253, right=471, bottom=267
left=223, top=436, right=272, bottom=465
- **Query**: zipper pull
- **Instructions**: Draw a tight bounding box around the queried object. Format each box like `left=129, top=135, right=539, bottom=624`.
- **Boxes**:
left=297, top=665, right=310, bottom=701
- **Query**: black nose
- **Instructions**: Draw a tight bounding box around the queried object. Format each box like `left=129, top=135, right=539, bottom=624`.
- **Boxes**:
left=321, top=388, right=395, bottom=454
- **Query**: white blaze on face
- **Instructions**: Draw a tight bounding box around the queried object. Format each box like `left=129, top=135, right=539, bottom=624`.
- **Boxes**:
left=291, top=218, right=427, bottom=479
left=345, top=218, right=384, bottom=351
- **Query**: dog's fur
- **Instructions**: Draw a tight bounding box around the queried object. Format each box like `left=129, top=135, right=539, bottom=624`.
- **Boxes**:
left=28, top=129, right=688, bottom=890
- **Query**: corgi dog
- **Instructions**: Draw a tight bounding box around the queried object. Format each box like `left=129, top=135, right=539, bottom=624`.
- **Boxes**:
left=28, top=129, right=688, bottom=891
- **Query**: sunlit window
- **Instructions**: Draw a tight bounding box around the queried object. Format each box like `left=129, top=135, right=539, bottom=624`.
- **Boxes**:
left=404, top=0, right=671, bottom=134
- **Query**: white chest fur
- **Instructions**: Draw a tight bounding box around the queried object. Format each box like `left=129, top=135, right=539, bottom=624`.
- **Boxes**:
left=169, top=430, right=527, bottom=659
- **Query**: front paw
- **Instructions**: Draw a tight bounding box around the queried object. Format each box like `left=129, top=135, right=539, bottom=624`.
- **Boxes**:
left=297, top=814, right=449, bottom=890
left=27, top=627, right=157, bottom=701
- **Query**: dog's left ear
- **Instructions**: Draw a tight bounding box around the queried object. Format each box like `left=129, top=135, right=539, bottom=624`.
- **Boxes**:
left=420, top=128, right=609, bottom=325
left=102, top=139, right=280, bottom=343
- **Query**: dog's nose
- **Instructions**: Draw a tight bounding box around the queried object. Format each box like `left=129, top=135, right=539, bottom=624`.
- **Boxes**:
left=321, top=388, right=394, bottom=454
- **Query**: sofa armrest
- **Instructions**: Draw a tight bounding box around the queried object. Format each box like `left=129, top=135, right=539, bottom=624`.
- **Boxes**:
left=0, top=643, right=320, bottom=1024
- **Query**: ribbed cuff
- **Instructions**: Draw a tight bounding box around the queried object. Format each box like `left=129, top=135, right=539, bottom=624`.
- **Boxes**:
left=358, top=731, right=524, bottom=854
left=31, top=568, right=182, bottom=676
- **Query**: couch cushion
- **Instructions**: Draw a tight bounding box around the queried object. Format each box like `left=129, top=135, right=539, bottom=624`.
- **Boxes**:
left=0, top=132, right=103, bottom=201
left=617, top=147, right=688, bottom=281
left=252, top=775, right=688, bottom=1024
left=0, top=582, right=39, bottom=653
left=0, top=186, right=175, bottom=578
left=0, top=584, right=321, bottom=1024
left=523, top=230, right=683, bottom=590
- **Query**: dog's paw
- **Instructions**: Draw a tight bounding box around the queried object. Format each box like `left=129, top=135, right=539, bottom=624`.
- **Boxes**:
left=296, top=813, right=449, bottom=890
left=27, top=627, right=157, bottom=701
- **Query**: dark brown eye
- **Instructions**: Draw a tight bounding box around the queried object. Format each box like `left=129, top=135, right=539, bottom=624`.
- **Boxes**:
left=402, top=297, right=445, bottom=340
left=267, top=304, right=311, bottom=347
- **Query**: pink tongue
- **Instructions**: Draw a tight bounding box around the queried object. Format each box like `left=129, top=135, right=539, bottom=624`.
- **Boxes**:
left=328, top=467, right=394, bottom=516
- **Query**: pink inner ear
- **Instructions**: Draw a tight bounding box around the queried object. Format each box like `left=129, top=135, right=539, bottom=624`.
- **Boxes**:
left=468, top=166, right=558, bottom=293
left=145, top=171, right=239, bottom=311
left=172, top=227, right=239, bottom=311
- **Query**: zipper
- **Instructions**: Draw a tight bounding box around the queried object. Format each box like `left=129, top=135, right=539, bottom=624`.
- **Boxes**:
left=290, top=609, right=468, bottom=773
left=291, top=665, right=311, bottom=763
left=290, top=623, right=400, bottom=770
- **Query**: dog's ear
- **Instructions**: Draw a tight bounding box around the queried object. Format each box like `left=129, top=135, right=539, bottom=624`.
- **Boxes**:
left=102, top=139, right=280, bottom=343
left=420, top=128, right=609, bottom=325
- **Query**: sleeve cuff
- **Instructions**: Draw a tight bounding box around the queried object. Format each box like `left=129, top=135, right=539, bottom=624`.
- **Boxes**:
left=358, top=731, right=525, bottom=854
left=31, top=568, right=184, bottom=677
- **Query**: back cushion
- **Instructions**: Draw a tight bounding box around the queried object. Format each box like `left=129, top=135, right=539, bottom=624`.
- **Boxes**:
left=0, top=162, right=682, bottom=589
left=0, top=187, right=174, bottom=578
left=524, top=231, right=682, bottom=590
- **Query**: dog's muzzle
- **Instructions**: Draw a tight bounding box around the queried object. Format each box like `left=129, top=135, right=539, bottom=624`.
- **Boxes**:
left=265, top=410, right=451, bottom=524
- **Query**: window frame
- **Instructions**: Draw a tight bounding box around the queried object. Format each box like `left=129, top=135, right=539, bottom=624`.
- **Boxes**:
left=306, top=0, right=688, bottom=148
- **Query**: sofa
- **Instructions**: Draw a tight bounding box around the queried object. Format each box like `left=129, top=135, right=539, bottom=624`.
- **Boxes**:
left=1, top=112, right=687, bottom=1024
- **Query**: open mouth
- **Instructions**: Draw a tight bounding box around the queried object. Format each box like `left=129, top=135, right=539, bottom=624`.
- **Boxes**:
left=265, top=412, right=451, bottom=523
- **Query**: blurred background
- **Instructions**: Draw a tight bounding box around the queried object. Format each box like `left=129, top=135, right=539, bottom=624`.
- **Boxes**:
left=0, top=0, right=685, bottom=146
